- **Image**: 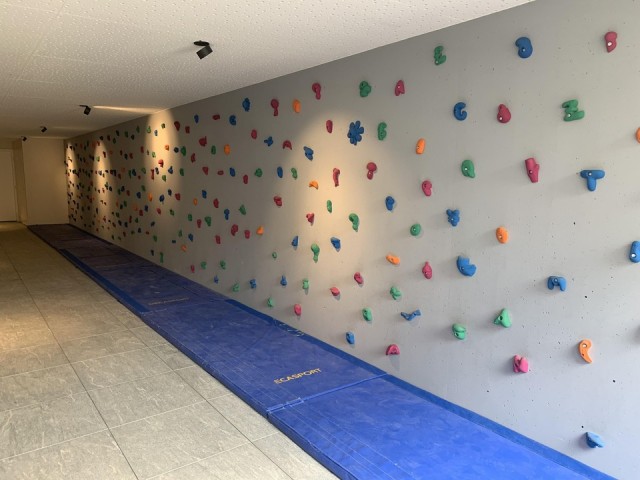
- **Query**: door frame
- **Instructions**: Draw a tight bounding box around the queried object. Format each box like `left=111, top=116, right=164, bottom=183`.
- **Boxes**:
left=0, top=149, right=18, bottom=222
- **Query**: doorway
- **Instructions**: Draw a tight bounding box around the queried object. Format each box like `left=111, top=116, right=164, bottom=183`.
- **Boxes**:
left=0, top=150, right=17, bottom=221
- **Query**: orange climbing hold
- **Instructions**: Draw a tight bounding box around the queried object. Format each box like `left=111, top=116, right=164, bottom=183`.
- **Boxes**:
left=636, top=128, right=640, bottom=143
left=496, top=227, right=509, bottom=244
left=578, top=339, right=593, bottom=363
left=193, top=198, right=198, bottom=206
left=416, top=138, right=425, bottom=154
left=386, top=254, right=400, bottom=265
left=224, top=144, right=231, bottom=155
left=180, top=244, right=187, bottom=252
left=308, top=180, right=319, bottom=189
left=256, top=226, right=264, bottom=235
left=292, top=99, right=301, bottom=113
left=148, top=193, right=153, bottom=202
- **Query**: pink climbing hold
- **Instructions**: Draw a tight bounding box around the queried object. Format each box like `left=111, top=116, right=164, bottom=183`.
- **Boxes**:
left=199, top=136, right=207, bottom=146
left=282, top=140, right=292, bottom=150
left=215, top=235, right=221, bottom=244
left=213, top=198, right=219, bottom=208
left=312, top=82, right=322, bottom=100
left=274, top=196, right=283, bottom=207
left=244, top=229, right=250, bottom=239
left=202, top=166, right=209, bottom=175
left=294, top=304, right=302, bottom=316
left=421, top=180, right=432, bottom=196
left=525, top=157, right=540, bottom=183
left=271, top=98, right=279, bottom=116
left=513, top=355, right=529, bottom=373
left=605, top=31, right=617, bottom=53
left=326, top=120, right=333, bottom=133
left=231, top=224, right=239, bottom=236
left=212, top=114, right=221, bottom=120
left=395, top=80, right=405, bottom=96
left=422, top=262, right=433, bottom=279
left=174, top=121, right=180, bottom=131
left=251, top=130, right=257, bottom=139
left=243, top=174, right=249, bottom=184
left=333, top=168, right=341, bottom=187
left=354, top=272, right=364, bottom=285
left=366, top=162, right=377, bottom=180
left=306, top=213, right=315, bottom=225
left=330, top=287, right=340, bottom=297
left=386, top=344, right=400, bottom=356
left=497, top=104, right=511, bottom=123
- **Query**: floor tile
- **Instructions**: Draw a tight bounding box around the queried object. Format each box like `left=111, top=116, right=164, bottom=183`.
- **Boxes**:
left=89, top=371, right=202, bottom=427
left=0, top=430, right=137, bottom=480
left=72, top=348, right=171, bottom=389
left=43, top=311, right=127, bottom=342
left=101, top=302, right=144, bottom=328
left=0, top=392, right=106, bottom=460
left=254, top=432, right=338, bottom=480
left=0, top=343, right=68, bottom=377
left=130, top=325, right=168, bottom=347
left=111, top=401, right=248, bottom=479
left=59, top=330, right=146, bottom=363
left=151, top=344, right=195, bottom=370
left=175, top=366, right=230, bottom=400
left=209, top=394, right=277, bottom=441
left=0, top=322, right=57, bottom=352
left=0, top=364, right=85, bottom=412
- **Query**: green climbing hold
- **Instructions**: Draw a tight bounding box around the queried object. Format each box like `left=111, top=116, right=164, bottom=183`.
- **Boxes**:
left=494, top=308, right=512, bottom=328
left=272, top=252, right=277, bottom=259
left=179, top=168, right=184, bottom=176
left=159, top=252, right=164, bottom=263
left=180, top=146, right=187, bottom=156
left=219, top=260, right=226, bottom=269
left=161, top=175, right=166, bottom=182
left=169, top=209, right=175, bottom=216
left=161, top=123, right=166, bottom=129
left=146, top=126, right=151, bottom=133
left=141, top=167, right=147, bottom=174
left=239, top=205, right=247, bottom=215
left=255, top=168, right=263, bottom=177
left=136, top=126, right=140, bottom=133
left=349, top=213, right=360, bottom=232
left=204, top=216, right=212, bottom=227
left=211, top=145, right=217, bottom=155
left=187, top=214, right=193, bottom=221
left=178, top=229, right=183, bottom=237
left=377, top=122, right=387, bottom=141
left=267, top=297, right=275, bottom=308
left=562, top=99, right=585, bottom=121
left=200, top=261, right=207, bottom=269
left=151, top=152, right=156, bottom=158
left=390, top=286, right=402, bottom=300
left=232, top=283, right=240, bottom=292
left=359, top=81, right=372, bottom=97
left=311, top=243, right=320, bottom=263
left=452, top=323, right=467, bottom=339
left=153, top=235, right=158, bottom=242
left=410, top=223, right=422, bottom=236
left=461, top=159, right=476, bottom=178
left=362, top=308, right=373, bottom=322
left=291, top=168, right=298, bottom=179
left=302, top=278, right=310, bottom=290
left=326, top=200, right=333, bottom=213
left=434, top=45, right=447, bottom=65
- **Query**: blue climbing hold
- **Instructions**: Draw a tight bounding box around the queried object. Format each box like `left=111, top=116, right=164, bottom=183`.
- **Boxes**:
left=579, top=170, right=605, bottom=191
left=168, top=189, right=172, bottom=196
left=229, top=115, right=237, bottom=126
left=201, top=190, right=207, bottom=198
left=347, top=120, right=364, bottom=146
left=277, top=167, right=283, bottom=178
left=630, top=241, right=640, bottom=263
left=264, top=136, right=273, bottom=147
left=453, top=102, right=467, bottom=121
left=168, top=166, right=173, bottom=174
left=136, top=192, right=141, bottom=199
left=291, top=236, right=299, bottom=248
left=242, top=97, right=251, bottom=112
left=173, top=147, right=179, bottom=153
left=346, top=332, right=355, bottom=345
left=401, top=309, right=422, bottom=321
left=330, top=237, right=341, bottom=251
left=515, top=37, right=533, bottom=59
left=457, top=256, right=477, bottom=277
left=447, top=209, right=460, bottom=227
left=585, top=432, right=605, bottom=449
left=304, top=146, right=314, bottom=160
left=223, top=209, right=230, bottom=220
left=547, top=276, right=567, bottom=291
left=159, top=194, right=165, bottom=203
left=385, top=196, right=395, bottom=212
left=154, top=130, right=158, bottom=136
left=194, top=114, right=199, bottom=124
left=214, top=275, right=219, bottom=284
left=249, top=279, right=257, bottom=289
left=229, top=168, right=236, bottom=177
left=188, top=233, right=194, bottom=242
left=280, top=275, right=288, bottom=287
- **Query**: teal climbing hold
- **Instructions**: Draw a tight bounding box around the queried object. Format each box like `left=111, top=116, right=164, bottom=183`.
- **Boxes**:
left=349, top=213, right=360, bottom=232
left=461, top=159, right=476, bottom=178
left=272, top=252, right=278, bottom=259
left=377, top=122, right=387, bottom=141
left=434, top=45, right=447, bottom=65
left=302, top=278, right=309, bottom=290
left=362, top=308, right=373, bottom=322
left=267, top=297, right=275, bottom=308
left=359, top=81, right=372, bottom=97
left=562, top=100, right=585, bottom=121
left=219, top=260, right=226, bottom=269
left=291, top=168, right=298, bottom=179
left=311, top=243, right=320, bottom=263
left=390, top=286, right=402, bottom=300
left=239, top=205, right=247, bottom=215
left=327, top=200, right=333, bottom=213
left=255, top=168, right=263, bottom=177
left=494, top=308, right=512, bottom=328
left=410, top=224, right=422, bottom=236
left=452, top=324, right=467, bottom=339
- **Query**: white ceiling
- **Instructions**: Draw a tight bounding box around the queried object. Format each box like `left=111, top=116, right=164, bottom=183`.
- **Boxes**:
left=0, top=0, right=532, bottom=140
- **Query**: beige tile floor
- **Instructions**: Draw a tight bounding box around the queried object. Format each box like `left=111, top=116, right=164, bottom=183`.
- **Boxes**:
left=0, top=223, right=336, bottom=480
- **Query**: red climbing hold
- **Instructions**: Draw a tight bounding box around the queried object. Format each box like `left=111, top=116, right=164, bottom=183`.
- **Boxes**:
left=421, top=180, right=432, bottom=197
left=190, top=265, right=195, bottom=273
left=333, top=168, right=340, bottom=187
left=197, top=219, right=202, bottom=228
left=306, top=213, right=315, bottom=225
left=274, top=196, right=283, bottom=207
left=199, top=137, right=207, bottom=147
left=212, top=114, right=221, bottom=120
left=215, top=235, right=221, bottom=244
left=312, top=82, right=322, bottom=100
left=354, top=272, right=364, bottom=285
left=175, top=193, right=181, bottom=201
left=244, top=230, right=250, bottom=239
left=251, top=130, right=257, bottom=139
left=497, top=104, right=511, bottom=123
left=326, top=120, right=333, bottom=133
left=243, top=174, right=249, bottom=184
left=202, top=166, right=209, bottom=175
left=395, top=80, right=405, bottom=96
left=158, top=159, right=164, bottom=167
left=330, top=287, right=340, bottom=297
left=190, top=153, right=196, bottom=163
left=217, top=170, right=224, bottom=176
left=422, top=262, right=433, bottom=279
left=366, top=162, right=377, bottom=180
left=271, top=99, right=279, bottom=116
left=213, top=198, right=219, bottom=208
left=231, top=224, right=239, bottom=236
left=174, top=121, right=180, bottom=131
left=185, top=126, right=190, bottom=134
left=282, top=140, right=292, bottom=150
left=386, top=344, right=400, bottom=356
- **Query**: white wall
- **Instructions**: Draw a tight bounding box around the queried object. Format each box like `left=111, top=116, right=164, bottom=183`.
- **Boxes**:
left=10, top=140, right=28, bottom=224
left=65, top=1, right=639, bottom=477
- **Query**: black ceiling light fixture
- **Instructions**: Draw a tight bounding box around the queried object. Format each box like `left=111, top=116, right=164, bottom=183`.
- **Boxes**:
left=40, top=126, right=47, bottom=133
left=79, top=104, right=92, bottom=115
left=194, top=40, right=212, bottom=59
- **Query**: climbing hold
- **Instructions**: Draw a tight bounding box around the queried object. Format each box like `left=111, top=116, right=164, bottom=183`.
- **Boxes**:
left=386, top=344, right=400, bottom=355
left=515, top=37, right=533, bottom=58
left=290, top=168, right=298, bottom=179
left=525, top=157, right=540, bottom=183
left=224, top=144, right=231, bottom=155
left=452, top=324, right=467, bottom=340
left=212, top=114, right=220, bottom=120
left=410, top=224, right=422, bottom=236
left=272, top=252, right=278, bottom=259
left=354, top=272, right=364, bottom=285
left=256, top=226, right=264, bottom=235
left=348, top=213, right=360, bottom=232
left=359, top=81, right=372, bottom=97
left=453, top=102, right=467, bottom=121
left=242, top=97, right=251, bottom=112
left=385, top=196, right=395, bottom=212
left=312, top=82, right=322, bottom=99
left=302, top=278, right=309, bottom=290
left=562, top=100, right=585, bottom=121
left=401, top=310, right=421, bottom=321
left=232, top=283, right=240, bottom=292
left=273, top=196, right=283, bottom=207
left=346, top=332, right=355, bottom=345
left=456, top=256, right=477, bottom=277
left=630, top=241, right=640, bottom=263
left=230, top=224, right=239, bottom=236
left=277, top=166, right=283, bottom=178
left=271, top=98, right=279, bottom=116
left=604, top=31, right=617, bottom=53
left=390, top=286, right=402, bottom=300
left=304, top=146, right=314, bottom=160
left=377, top=122, right=387, bottom=141
left=308, top=180, right=319, bottom=189
left=292, top=99, right=301, bottom=113
left=330, top=237, right=341, bottom=251
left=243, top=174, right=249, bottom=184
left=513, top=355, right=529, bottom=373
left=229, top=115, right=237, bottom=126
left=586, top=432, right=605, bottom=449
left=202, top=166, right=209, bottom=175
left=249, top=279, right=257, bottom=289
left=326, top=120, right=333, bottom=133
left=219, top=260, right=227, bottom=270
left=223, top=209, right=230, bottom=220
left=347, top=121, right=364, bottom=146
left=461, top=159, right=475, bottom=178
left=446, top=209, right=460, bottom=227
left=267, top=297, right=275, bottom=308
left=311, top=243, right=320, bottom=263
left=394, top=80, right=405, bottom=96
left=421, top=180, right=433, bottom=197
left=578, top=339, right=593, bottom=363
left=333, top=168, right=340, bottom=187
left=291, top=236, right=299, bottom=248
left=362, top=308, right=372, bottom=321
left=244, top=230, right=250, bottom=239
left=422, top=262, right=433, bottom=279
left=173, top=121, right=180, bottom=131
left=306, top=213, right=315, bottom=225
left=213, top=198, right=219, bottom=208
left=264, top=136, right=274, bottom=147
left=330, top=287, right=341, bottom=297
left=255, top=168, right=263, bottom=177
left=416, top=138, right=425, bottom=155
left=280, top=275, right=287, bottom=287
left=547, top=276, right=567, bottom=291
left=215, top=235, right=221, bottom=245
left=496, top=227, right=509, bottom=244
left=366, top=162, right=377, bottom=179
left=433, top=45, right=446, bottom=65
left=198, top=136, right=207, bottom=147
left=294, top=304, right=302, bottom=316
left=251, top=130, right=257, bottom=139
left=497, top=104, right=511, bottom=123
left=494, top=308, right=512, bottom=328
left=579, top=170, right=605, bottom=191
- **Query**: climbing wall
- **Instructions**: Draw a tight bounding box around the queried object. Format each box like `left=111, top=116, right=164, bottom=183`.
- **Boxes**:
left=64, top=0, right=640, bottom=477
